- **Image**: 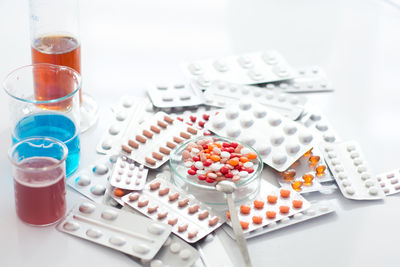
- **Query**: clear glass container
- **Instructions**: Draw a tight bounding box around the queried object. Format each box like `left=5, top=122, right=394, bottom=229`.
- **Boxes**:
left=170, top=135, right=263, bottom=207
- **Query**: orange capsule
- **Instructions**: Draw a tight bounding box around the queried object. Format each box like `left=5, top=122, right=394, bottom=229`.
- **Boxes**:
left=316, top=165, right=327, bottom=176
left=280, top=189, right=291, bottom=198
left=304, top=149, right=313, bottom=157
left=292, top=200, right=303, bottom=209
left=279, top=205, right=290, bottom=214
left=210, top=155, right=221, bottom=162
left=247, top=152, right=257, bottom=160
left=302, top=173, right=314, bottom=186
left=291, top=181, right=303, bottom=191
left=267, top=195, right=278, bottom=204
left=226, top=210, right=230, bottom=220
left=266, top=211, right=276, bottom=219
left=240, top=205, right=251, bottom=215
left=239, top=157, right=249, bottom=163
left=309, top=155, right=320, bottom=164
left=113, top=188, right=125, bottom=197
left=253, top=200, right=265, bottom=209
left=228, top=158, right=239, bottom=166
left=252, top=216, right=263, bottom=224
left=283, top=169, right=296, bottom=181
left=240, top=221, right=249, bottom=230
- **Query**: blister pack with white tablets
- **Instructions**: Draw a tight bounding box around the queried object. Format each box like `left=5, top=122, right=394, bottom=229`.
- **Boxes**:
left=206, top=100, right=315, bottom=172
left=122, top=178, right=225, bottom=243
left=57, top=201, right=172, bottom=260
left=224, top=179, right=310, bottom=234
left=67, top=156, right=116, bottom=203
left=140, top=234, right=200, bottom=267
left=182, top=51, right=296, bottom=87
left=223, top=200, right=335, bottom=240
left=120, top=112, right=203, bottom=169
left=97, top=96, right=155, bottom=154
left=147, top=83, right=205, bottom=108
left=321, top=141, right=385, bottom=200
left=299, top=107, right=340, bottom=144
left=376, top=169, right=400, bottom=196
left=109, top=156, right=149, bottom=190
left=202, top=80, right=307, bottom=120
left=264, top=66, right=334, bottom=93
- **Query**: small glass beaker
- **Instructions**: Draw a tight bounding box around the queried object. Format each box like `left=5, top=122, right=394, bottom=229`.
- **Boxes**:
left=9, top=137, right=68, bottom=226
left=3, top=63, right=81, bottom=176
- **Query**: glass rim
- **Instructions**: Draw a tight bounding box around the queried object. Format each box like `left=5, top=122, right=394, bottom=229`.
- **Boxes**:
left=8, top=137, right=68, bottom=172
left=3, top=63, right=81, bottom=105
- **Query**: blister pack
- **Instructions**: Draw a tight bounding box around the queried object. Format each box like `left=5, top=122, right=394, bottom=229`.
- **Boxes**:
left=67, top=156, right=116, bottom=203
left=109, top=156, right=149, bottom=191
left=264, top=66, right=334, bottom=93
left=224, top=179, right=310, bottom=234
left=376, top=169, right=400, bottom=196
left=206, top=100, right=315, bottom=172
left=147, top=82, right=204, bottom=108
left=141, top=234, right=200, bottom=267
left=97, top=96, right=155, bottom=154
left=57, top=201, right=172, bottom=260
left=122, top=178, right=225, bottom=243
left=202, top=80, right=307, bottom=120
left=120, top=112, right=203, bottom=169
left=321, top=141, right=385, bottom=200
left=223, top=200, right=335, bottom=240
left=175, top=109, right=218, bottom=130
left=182, top=51, right=296, bottom=87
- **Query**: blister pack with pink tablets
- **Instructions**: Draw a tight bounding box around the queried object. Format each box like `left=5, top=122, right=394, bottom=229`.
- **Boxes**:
left=202, top=80, right=307, bottom=120
left=147, top=83, right=205, bottom=108
left=109, top=156, right=149, bottom=190
left=376, top=169, right=400, bottom=196
left=224, top=179, right=310, bottom=234
left=57, top=201, right=172, bottom=260
left=321, top=141, right=386, bottom=200
left=206, top=100, right=315, bottom=172
left=223, top=199, right=335, bottom=240
left=121, top=178, right=225, bottom=243
left=120, top=112, right=203, bottom=169
left=182, top=51, right=296, bottom=87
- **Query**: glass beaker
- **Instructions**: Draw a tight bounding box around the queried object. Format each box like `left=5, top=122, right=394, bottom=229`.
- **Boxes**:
left=9, top=137, right=68, bottom=226
left=29, top=0, right=98, bottom=132
left=3, top=63, right=81, bottom=176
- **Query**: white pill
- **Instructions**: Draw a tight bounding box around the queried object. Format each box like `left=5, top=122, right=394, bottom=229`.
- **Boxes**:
left=212, top=117, right=226, bottom=129
left=286, top=142, right=300, bottom=154
left=323, top=134, right=336, bottom=143
left=324, top=146, right=334, bottom=152
left=86, top=228, right=102, bottom=238
left=265, top=91, right=274, bottom=99
left=210, top=163, right=221, bottom=172
left=383, top=187, right=390, bottom=194
left=253, top=107, right=267, bottom=118
left=240, top=117, right=254, bottom=128
left=268, top=116, right=282, bottom=127
left=162, top=96, right=173, bottom=102
left=299, top=132, right=313, bottom=145
left=148, top=224, right=166, bottom=235
left=194, top=161, right=204, bottom=170
left=229, top=85, right=239, bottom=92
left=306, top=209, right=316, bottom=216
left=244, top=162, right=254, bottom=168
left=239, top=171, right=249, bottom=178
left=368, top=187, right=379, bottom=195
left=192, top=148, right=200, bottom=154
left=241, top=136, right=256, bottom=146
left=122, top=98, right=133, bottom=108
left=170, top=242, right=181, bottom=253
left=280, top=217, right=290, bottom=224
left=272, top=153, right=287, bottom=165
left=63, top=221, right=80, bottom=231
left=150, top=260, right=163, bottom=267
left=310, top=114, right=321, bottom=121
left=101, top=140, right=112, bottom=150
left=237, top=55, right=253, bottom=68
left=341, top=179, right=351, bottom=187
left=91, top=184, right=106, bottom=196
left=213, top=59, right=229, bottom=72
left=360, top=173, right=370, bottom=180
left=221, top=151, right=230, bottom=158
left=277, top=94, right=286, bottom=102
left=197, top=75, right=211, bottom=87
left=163, top=237, right=172, bottom=247
left=188, top=63, right=203, bottom=75
left=334, top=166, right=344, bottom=173
left=216, top=82, right=226, bottom=90
left=350, top=152, right=360, bottom=159
left=267, top=222, right=277, bottom=228
left=93, top=164, right=108, bottom=175
left=240, top=148, right=251, bottom=155
left=279, top=83, right=288, bottom=89
left=248, top=69, right=263, bottom=81
left=241, top=86, right=250, bottom=95
left=225, top=108, right=239, bottom=120
left=226, top=126, right=241, bottom=138
left=338, top=173, right=347, bottom=180
left=109, top=124, right=120, bottom=135
left=345, top=187, right=355, bottom=195
left=184, top=161, right=193, bottom=168
left=315, top=123, right=328, bottom=131
left=109, top=236, right=126, bottom=246
left=179, top=249, right=193, bottom=260
left=283, top=125, right=297, bottom=135
left=239, top=100, right=252, bottom=110
left=327, top=152, right=337, bottom=159
left=331, top=159, right=341, bottom=166
left=289, top=96, right=299, bottom=105
left=101, top=209, right=118, bottom=220
left=256, top=144, right=271, bottom=156
left=357, top=166, right=367, bottom=173
left=253, top=89, right=262, bottom=97
left=133, top=244, right=150, bottom=254
left=364, top=179, right=375, bottom=188
left=293, top=213, right=303, bottom=219
left=77, top=175, right=91, bottom=186
left=353, top=159, right=363, bottom=166
left=270, top=134, right=284, bottom=146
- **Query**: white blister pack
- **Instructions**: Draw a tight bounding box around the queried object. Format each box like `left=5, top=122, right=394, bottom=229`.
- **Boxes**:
left=57, top=201, right=172, bottom=260
left=321, top=141, right=386, bottom=200
left=299, top=106, right=340, bottom=144
left=182, top=51, right=296, bottom=87
left=147, top=82, right=205, bottom=108
left=202, top=80, right=307, bottom=120
left=264, top=66, right=334, bottom=93
left=97, top=96, right=155, bottom=154
left=223, top=200, right=335, bottom=240
left=206, top=100, right=315, bottom=172
left=224, top=179, right=310, bottom=234
left=122, top=178, right=225, bottom=243
left=109, top=156, right=149, bottom=191
left=120, top=112, right=203, bottom=169
left=141, top=234, right=200, bottom=267
left=67, top=156, right=116, bottom=203
left=376, top=169, right=400, bottom=195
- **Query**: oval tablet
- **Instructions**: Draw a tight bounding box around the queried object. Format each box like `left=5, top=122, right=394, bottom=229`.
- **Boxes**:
left=109, top=236, right=126, bottom=246
left=101, top=209, right=118, bottom=221
left=86, top=228, right=102, bottom=238
left=147, top=223, right=165, bottom=235
left=93, top=164, right=108, bottom=175
left=77, top=174, right=91, bottom=186
left=63, top=221, right=80, bottom=231
left=133, top=244, right=150, bottom=254
left=91, top=184, right=106, bottom=196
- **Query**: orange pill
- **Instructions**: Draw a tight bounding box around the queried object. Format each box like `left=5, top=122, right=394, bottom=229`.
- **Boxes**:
left=291, top=181, right=303, bottom=191
left=247, top=152, right=257, bottom=160
left=316, top=165, right=327, bottom=176
left=239, top=157, right=249, bottom=163
left=292, top=200, right=303, bottom=209
left=121, top=144, right=132, bottom=154
left=210, top=155, right=221, bottom=162
left=226, top=210, right=230, bottom=220
left=302, top=173, right=314, bottom=186
left=304, top=149, right=312, bottom=157
left=267, top=195, right=278, bottom=204
left=266, top=211, right=276, bottom=219
left=113, top=188, right=125, bottom=197
left=309, top=155, right=320, bottom=164
left=228, top=158, right=239, bottom=166
left=280, top=189, right=291, bottom=198
left=253, top=200, right=265, bottom=209
left=240, top=221, right=249, bottom=230
left=283, top=169, right=296, bottom=181
left=215, top=143, right=222, bottom=148
left=252, top=216, right=263, bottom=224
left=207, top=144, right=215, bottom=150
left=279, top=205, right=290, bottom=214
left=240, top=205, right=251, bottom=214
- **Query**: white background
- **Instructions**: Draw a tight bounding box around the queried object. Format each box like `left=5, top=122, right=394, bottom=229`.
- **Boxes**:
left=1, top=0, right=400, bottom=266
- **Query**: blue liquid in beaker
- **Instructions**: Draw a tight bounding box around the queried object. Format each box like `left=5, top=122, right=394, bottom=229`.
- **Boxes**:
left=13, top=113, right=80, bottom=176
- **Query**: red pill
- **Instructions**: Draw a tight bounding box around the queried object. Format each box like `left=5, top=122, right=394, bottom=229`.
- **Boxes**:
left=203, top=114, right=210, bottom=120
left=203, top=159, right=213, bottom=167
left=205, top=177, right=215, bottom=183
left=193, top=156, right=200, bottom=162
left=190, top=115, right=197, bottom=122
left=198, top=121, right=205, bottom=128
left=220, top=166, right=230, bottom=174
left=246, top=168, right=254, bottom=173
left=225, top=172, right=234, bottom=178
left=188, top=169, right=196, bottom=175
left=231, top=142, right=239, bottom=148
left=198, top=174, right=206, bottom=181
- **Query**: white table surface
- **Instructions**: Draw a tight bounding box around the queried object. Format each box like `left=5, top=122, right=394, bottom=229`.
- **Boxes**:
left=1, top=0, right=400, bottom=266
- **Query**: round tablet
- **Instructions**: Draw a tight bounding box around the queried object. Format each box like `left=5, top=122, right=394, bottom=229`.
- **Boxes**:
left=299, top=132, right=313, bottom=145
left=101, top=140, right=112, bottom=150
left=350, top=152, right=360, bottom=159
left=170, top=242, right=181, bottom=253
left=346, top=145, right=356, bottom=152
left=248, top=70, right=263, bottom=81
left=122, top=98, right=133, bottom=108
left=63, top=221, right=80, bottom=231
left=116, top=111, right=127, bottom=121
left=148, top=224, right=165, bottom=235
left=345, top=187, right=355, bottom=195
left=364, top=179, right=375, bottom=188
left=331, top=159, right=341, bottom=166
left=353, top=159, right=363, bottom=166
left=150, top=260, right=163, bottom=267
left=310, top=114, right=321, bottom=121
left=93, top=164, right=108, bottom=175
left=280, top=217, right=290, bottom=224
left=188, top=63, right=203, bottom=75
left=241, top=136, right=256, bottom=146
left=197, top=75, right=211, bottom=87
left=267, top=222, right=277, bottom=228
left=241, top=86, right=250, bottom=95
left=357, top=166, right=367, bottom=173
left=229, top=85, right=238, bottom=92
left=253, top=89, right=262, bottom=97
left=368, top=187, right=379, bottom=195
left=286, top=142, right=300, bottom=154
left=133, top=244, right=150, bottom=254
left=338, top=173, right=347, bottom=180
left=341, top=179, right=351, bottom=187
left=179, top=249, right=192, bottom=260
left=225, top=108, right=239, bottom=120
left=283, top=124, right=297, bottom=135
left=253, top=107, right=267, bottom=118
left=240, top=117, right=254, bottom=128
left=272, top=153, right=287, bottom=165
left=86, top=228, right=102, bottom=238
left=270, top=134, right=284, bottom=146
left=323, top=133, right=336, bottom=143
left=305, top=209, right=316, bottom=216
left=327, top=152, right=337, bottom=159
left=91, top=184, right=106, bottom=196
left=289, top=96, right=299, bottom=105
left=315, top=123, right=328, bottom=131
left=293, top=213, right=303, bottom=220
left=77, top=174, right=91, bottom=186
left=256, top=144, right=271, bottom=156
left=239, top=100, right=252, bottom=110
left=226, top=125, right=241, bottom=138
left=265, top=91, right=274, bottom=99
left=108, top=124, right=120, bottom=135
left=79, top=202, right=96, bottom=214
left=334, top=166, right=344, bottom=173
left=268, top=116, right=282, bottom=127
left=101, top=209, right=118, bottom=221
left=361, top=173, right=371, bottom=180
left=109, top=236, right=126, bottom=246
left=212, top=117, right=226, bottom=129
